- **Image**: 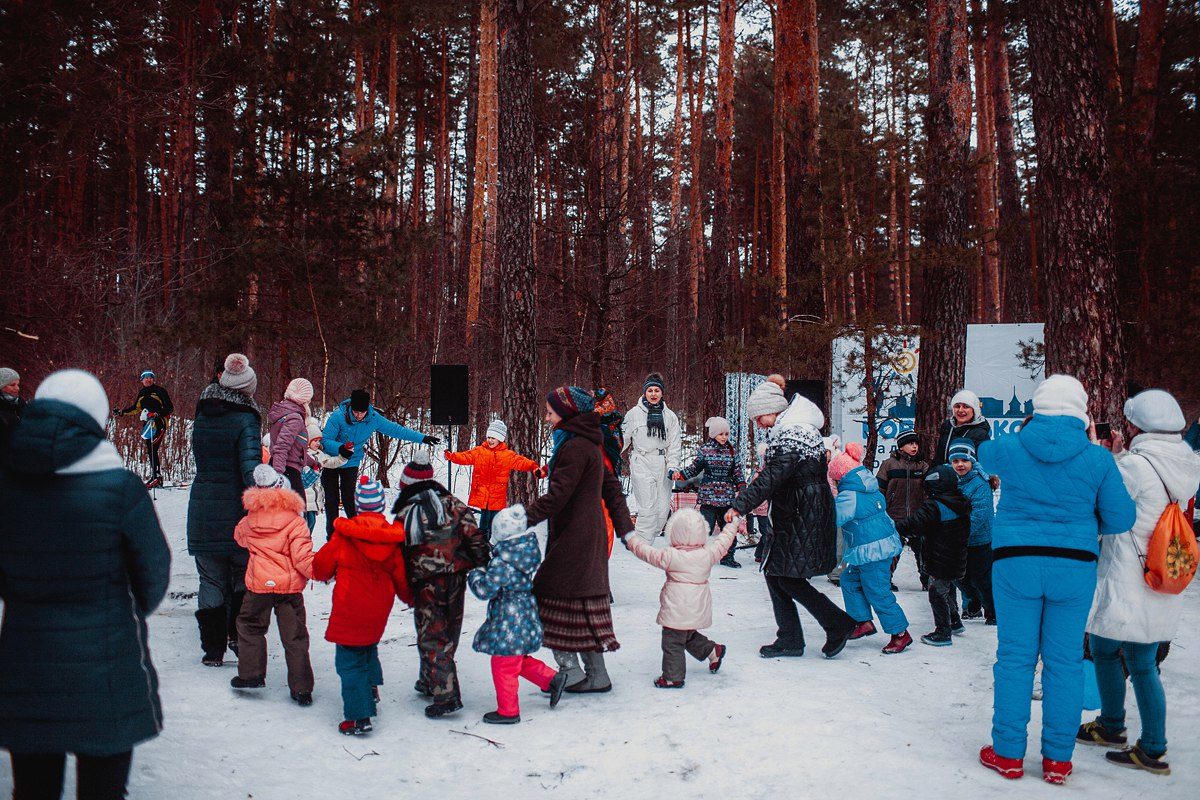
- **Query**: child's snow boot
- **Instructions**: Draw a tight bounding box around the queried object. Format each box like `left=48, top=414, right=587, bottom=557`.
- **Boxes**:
left=979, top=746, right=1024, bottom=779
left=483, top=711, right=520, bottom=725
left=414, top=679, right=433, bottom=697
left=709, top=643, right=727, bottom=673
left=230, top=675, right=265, bottom=690
left=720, top=552, right=742, bottom=569
left=653, top=676, right=685, bottom=689
left=1041, top=757, right=1072, bottom=785
left=339, top=718, right=373, bottom=736
left=882, top=631, right=913, bottom=654
left=290, top=691, right=313, bottom=707
left=1076, top=719, right=1127, bottom=748
left=1105, top=743, right=1170, bottom=776
left=848, top=621, right=877, bottom=640
left=920, top=630, right=953, bottom=647
left=424, top=698, right=464, bottom=719
left=548, top=671, right=568, bottom=708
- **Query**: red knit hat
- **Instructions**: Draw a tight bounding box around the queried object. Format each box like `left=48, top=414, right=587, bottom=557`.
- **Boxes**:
left=400, top=450, right=435, bottom=486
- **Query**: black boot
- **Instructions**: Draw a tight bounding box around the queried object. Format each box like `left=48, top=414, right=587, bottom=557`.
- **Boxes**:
left=195, top=608, right=227, bottom=666
left=226, top=591, right=245, bottom=656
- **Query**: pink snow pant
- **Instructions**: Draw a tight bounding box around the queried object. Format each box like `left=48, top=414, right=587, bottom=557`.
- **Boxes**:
left=491, top=655, right=557, bottom=717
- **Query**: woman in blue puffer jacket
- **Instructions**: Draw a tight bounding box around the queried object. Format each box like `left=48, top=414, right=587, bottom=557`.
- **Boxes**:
left=976, top=375, right=1135, bottom=785
left=830, top=443, right=912, bottom=655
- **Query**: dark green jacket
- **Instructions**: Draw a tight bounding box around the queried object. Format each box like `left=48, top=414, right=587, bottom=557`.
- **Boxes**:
left=0, top=399, right=170, bottom=755
left=186, top=384, right=262, bottom=556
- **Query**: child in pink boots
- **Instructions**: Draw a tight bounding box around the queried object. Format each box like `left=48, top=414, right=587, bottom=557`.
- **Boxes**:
left=623, top=508, right=737, bottom=687
left=467, top=505, right=568, bottom=724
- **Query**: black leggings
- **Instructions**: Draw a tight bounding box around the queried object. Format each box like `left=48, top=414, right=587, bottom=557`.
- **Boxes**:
left=321, top=466, right=360, bottom=538
left=10, top=751, right=133, bottom=800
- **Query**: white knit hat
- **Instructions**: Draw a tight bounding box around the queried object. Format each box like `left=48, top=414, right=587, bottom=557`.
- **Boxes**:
left=705, top=416, right=731, bottom=437
left=1032, top=375, right=1089, bottom=425
left=1124, top=389, right=1186, bottom=434
left=305, top=417, right=323, bottom=441
left=285, top=378, right=314, bottom=406
left=486, top=419, right=508, bottom=442
left=491, top=504, right=528, bottom=543
left=0, top=367, right=18, bottom=388
left=252, top=463, right=284, bottom=488
left=747, top=380, right=788, bottom=420
left=950, top=389, right=982, bottom=414
left=219, top=353, right=257, bottom=396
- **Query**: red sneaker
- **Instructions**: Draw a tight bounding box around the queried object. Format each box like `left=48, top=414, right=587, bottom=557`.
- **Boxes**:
left=1041, top=757, right=1072, bottom=785
left=847, top=621, right=877, bottom=640
left=882, top=630, right=913, bottom=654
left=980, top=746, right=1024, bottom=779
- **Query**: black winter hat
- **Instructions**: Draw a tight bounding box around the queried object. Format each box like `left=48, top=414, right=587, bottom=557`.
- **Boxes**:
left=923, top=464, right=959, bottom=496
left=896, top=431, right=920, bottom=449
left=350, top=389, right=371, bottom=412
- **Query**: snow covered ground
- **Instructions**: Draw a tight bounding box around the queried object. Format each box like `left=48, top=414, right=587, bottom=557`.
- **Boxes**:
left=3, top=486, right=1196, bottom=798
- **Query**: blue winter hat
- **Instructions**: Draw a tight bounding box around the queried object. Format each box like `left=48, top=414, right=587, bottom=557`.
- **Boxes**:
left=356, top=475, right=386, bottom=514
left=946, top=438, right=978, bottom=464
left=547, top=385, right=595, bottom=420
left=140, top=370, right=155, bottom=380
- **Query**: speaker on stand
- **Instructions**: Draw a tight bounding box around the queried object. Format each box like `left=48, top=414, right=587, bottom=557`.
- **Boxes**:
left=430, top=365, right=470, bottom=496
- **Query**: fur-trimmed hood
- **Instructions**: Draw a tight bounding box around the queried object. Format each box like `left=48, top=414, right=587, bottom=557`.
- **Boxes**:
left=242, top=485, right=306, bottom=516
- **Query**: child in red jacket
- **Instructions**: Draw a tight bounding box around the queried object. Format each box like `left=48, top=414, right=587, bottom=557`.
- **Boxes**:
left=444, top=419, right=545, bottom=536
left=312, top=476, right=411, bottom=736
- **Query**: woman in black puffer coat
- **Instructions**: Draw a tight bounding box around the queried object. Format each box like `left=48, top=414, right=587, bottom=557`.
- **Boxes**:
left=0, top=370, right=170, bottom=798
left=186, top=352, right=263, bottom=666
left=731, top=385, right=856, bottom=660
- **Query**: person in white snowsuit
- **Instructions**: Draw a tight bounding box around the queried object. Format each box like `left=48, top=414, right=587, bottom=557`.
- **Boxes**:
left=622, top=373, right=682, bottom=540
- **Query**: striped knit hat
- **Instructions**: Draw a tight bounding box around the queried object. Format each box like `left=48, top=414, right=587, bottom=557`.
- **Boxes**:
left=400, top=450, right=435, bottom=486
left=355, top=475, right=386, bottom=513
left=946, top=438, right=978, bottom=464
left=546, top=386, right=595, bottom=420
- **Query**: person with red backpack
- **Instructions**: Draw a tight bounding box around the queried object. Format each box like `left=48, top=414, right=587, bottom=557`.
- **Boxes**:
left=1079, top=389, right=1200, bottom=775
left=312, top=476, right=412, bottom=736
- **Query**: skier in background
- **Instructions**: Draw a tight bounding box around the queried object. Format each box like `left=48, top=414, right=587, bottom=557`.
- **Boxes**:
left=114, top=370, right=174, bottom=488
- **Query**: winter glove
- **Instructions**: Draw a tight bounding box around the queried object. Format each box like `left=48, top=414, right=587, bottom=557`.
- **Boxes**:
left=112, top=407, right=121, bottom=416
left=337, top=443, right=354, bottom=458
left=535, top=465, right=548, bottom=479
left=443, top=450, right=454, bottom=460
left=422, top=435, right=441, bottom=446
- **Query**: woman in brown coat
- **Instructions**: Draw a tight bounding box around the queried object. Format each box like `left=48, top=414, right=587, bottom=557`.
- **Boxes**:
left=526, top=386, right=634, bottom=693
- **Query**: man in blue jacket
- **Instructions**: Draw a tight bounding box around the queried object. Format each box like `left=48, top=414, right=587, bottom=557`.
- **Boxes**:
left=320, top=388, right=441, bottom=537
left=976, top=375, right=1135, bottom=785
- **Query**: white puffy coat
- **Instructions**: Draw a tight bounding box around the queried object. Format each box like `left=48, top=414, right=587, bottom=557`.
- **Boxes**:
left=1087, top=433, right=1200, bottom=643
left=621, top=400, right=682, bottom=518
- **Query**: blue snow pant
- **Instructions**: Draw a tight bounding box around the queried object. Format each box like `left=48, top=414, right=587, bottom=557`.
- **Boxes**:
left=991, top=556, right=1096, bottom=762
left=840, top=559, right=909, bottom=635
left=336, top=644, right=384, bottom=722
left=1090, top=635, right=1167, bottom=757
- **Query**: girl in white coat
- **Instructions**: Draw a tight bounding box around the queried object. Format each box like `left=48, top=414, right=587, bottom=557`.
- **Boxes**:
left=624, top=509, right=737, bottom=687
left=622, top=373, right=682, bottom=540
left=1081, top=389, right=1200, bottom=775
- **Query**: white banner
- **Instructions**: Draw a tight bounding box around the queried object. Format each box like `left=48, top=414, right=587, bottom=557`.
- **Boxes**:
left=831, top=323, right=1044, bottom=469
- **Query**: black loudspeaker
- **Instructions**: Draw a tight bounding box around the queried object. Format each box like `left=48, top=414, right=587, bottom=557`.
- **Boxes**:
left=785, top=379, right=826, bottom=412
left=430, top=365, right=470, bottom=426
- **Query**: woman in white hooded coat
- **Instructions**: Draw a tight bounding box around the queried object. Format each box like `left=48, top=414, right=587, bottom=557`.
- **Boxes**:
left=622, top=373, right=682, bottom=540
left=1081, top=389, right=1200, bottom=775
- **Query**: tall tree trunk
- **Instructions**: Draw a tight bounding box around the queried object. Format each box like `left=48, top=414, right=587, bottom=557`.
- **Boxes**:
left=1128, top=0, right=1167, bottom=327
left=915, top=0, right=972, bottom=450
left=970, top=0, right=1000, bottom=322
left=707, top=0, right=736, bottom=416
left=770, top=9, right=787, bottom=324
left=466, top=0, right=498, bottom=345
left=778, top=0, right=823, bottom=323
left=987, top=0, right=1032, bottom=321
left=497, top=0, right=538, bottom=504
left=686, top=4, right=709, bottom=406
left=1026, top=0, right=1126, bottom=424
left=666, top=7, right=687, bottom=380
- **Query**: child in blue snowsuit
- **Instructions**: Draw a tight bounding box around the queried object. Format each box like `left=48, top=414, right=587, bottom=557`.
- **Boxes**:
left=947, top=438, right=997, bottom=624
left=467, top=505, right=567, bottom=725
left=976, top=376, right=1134, bottom=784
left=829, top=443, right=912, bottom=654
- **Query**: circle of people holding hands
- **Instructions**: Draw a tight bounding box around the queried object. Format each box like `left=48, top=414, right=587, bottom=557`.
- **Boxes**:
left=1, top=355, right=1199, bottom=797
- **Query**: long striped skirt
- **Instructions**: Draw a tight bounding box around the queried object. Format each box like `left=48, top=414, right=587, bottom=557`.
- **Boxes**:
left=537, top=595, right=620, bottom=653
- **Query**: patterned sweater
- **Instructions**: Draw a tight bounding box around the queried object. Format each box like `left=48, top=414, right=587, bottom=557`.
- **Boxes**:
left=679, top=439, right=746, bottom=508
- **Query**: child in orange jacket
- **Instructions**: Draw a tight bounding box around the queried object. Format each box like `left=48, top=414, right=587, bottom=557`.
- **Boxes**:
left=444, top=419, right=545, bottom=536
left=313, top=476, right=411, bottom=736
left=232, top=464, right=316, bottom=705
